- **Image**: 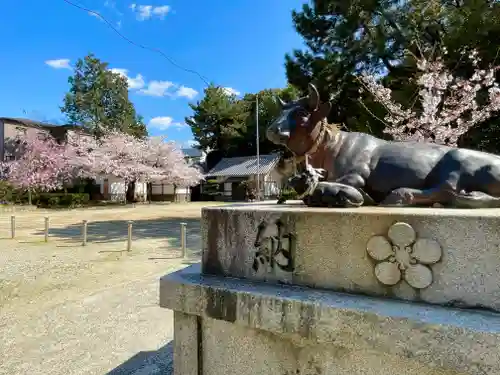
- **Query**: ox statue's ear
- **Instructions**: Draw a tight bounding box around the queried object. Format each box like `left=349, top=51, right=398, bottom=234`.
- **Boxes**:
left=276, top=96, right=287, bottom=108
left=308, top=83, right=320, bottom=111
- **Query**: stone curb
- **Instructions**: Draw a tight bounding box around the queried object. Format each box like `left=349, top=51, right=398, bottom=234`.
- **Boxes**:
left=160, top=264, right=500, bottom=375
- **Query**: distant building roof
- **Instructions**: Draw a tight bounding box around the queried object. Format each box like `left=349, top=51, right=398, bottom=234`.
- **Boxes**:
left=206, top=153, right=281, bottom=177
left=0, top=117, right=82, bottom=130
left=181, top=148, right=203, bottom=158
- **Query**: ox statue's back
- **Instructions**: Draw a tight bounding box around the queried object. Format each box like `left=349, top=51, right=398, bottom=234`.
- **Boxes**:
left=268, top=83, right=500, bottom=208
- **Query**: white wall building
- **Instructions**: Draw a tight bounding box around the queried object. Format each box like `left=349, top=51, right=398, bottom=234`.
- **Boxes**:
left=204, top=153, right=282, bottom=200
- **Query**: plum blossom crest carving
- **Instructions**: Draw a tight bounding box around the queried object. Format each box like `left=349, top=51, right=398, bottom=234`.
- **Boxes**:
left=366, top=222, right=442, bottom=289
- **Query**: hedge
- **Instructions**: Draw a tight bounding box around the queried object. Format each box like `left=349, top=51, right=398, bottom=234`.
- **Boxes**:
left=35, top=193, right=90, bottom=208
left=0, top=181, right=36, bottom=204
left=277, top=188, right=299, bottom=204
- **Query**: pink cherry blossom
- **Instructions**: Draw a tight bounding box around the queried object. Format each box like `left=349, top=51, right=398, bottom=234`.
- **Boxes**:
left=144, top=135, right=204, bottom=186
left=3, top=131, right=70, bottom=191
left=359, top=49, right=500, bottom=146
left=2, top=129, right=203, bottom=193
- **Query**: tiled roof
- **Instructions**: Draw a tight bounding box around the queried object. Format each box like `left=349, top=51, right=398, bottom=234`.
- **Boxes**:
left=0, top=117, right=81, bottom=130
left=206, top=153, right=280, bottom=177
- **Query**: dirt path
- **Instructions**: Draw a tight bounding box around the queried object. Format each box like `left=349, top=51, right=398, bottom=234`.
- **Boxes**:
left=0, top=203, right=218, bottom=375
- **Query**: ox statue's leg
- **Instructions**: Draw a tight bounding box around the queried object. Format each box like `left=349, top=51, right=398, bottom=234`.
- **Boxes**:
left=450, top=190, right=500, bottom=208
left=380, top=187, right=454, bottom=207
left=335, top=173, right=376, bottom=206
left=303, top=182, right=365, bottom=208
left=381, top=182, right=500, bottom=208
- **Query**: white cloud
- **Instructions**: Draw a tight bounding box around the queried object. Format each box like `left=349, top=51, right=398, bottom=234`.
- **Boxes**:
left=110, top=68, right=145, bottom=90
left=130, top=3, right=170, bottom=20
left=148, top=116, right=186, bottom=130
left=45, top=59, right=71, bottom=69
left=88, top=10, right=121, bottom=29
left=88, top=11, right=101, bottom=19
left=152, top=5, right=170, bottom=18
left=223, top=87, right=241, bottom=96
left=184, top=140, right=199, bottom=147
left=109, top=66, right=196, bottom=100
left=110, top=68, right=128, bottom=76
left=176, top=85, right=198, bottom=99
left=139, top=80, right=175, bottom=97
left=97, top=0, right=123, bottom=28
left=174, top=139, right=199, bottom=149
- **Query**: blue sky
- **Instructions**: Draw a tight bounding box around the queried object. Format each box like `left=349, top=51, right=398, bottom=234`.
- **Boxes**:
left=0, top=0, right=306, bottom=147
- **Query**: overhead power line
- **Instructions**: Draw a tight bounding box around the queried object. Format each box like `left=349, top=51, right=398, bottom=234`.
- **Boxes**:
left=62, top=0, right=211, bottom=86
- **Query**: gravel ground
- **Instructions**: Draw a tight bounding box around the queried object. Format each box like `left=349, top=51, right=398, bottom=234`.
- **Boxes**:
left=0, top=203, right=218, bottom=375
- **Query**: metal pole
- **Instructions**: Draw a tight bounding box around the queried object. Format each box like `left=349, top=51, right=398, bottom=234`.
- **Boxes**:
left=10, top=215, right=15, bottom=239
left=82, top=220, right=88, bottom=246
left=127, top=221, right=133, bottom=251
left=44, top=217, right=49, bottom=242
left=256, top=94, right=260, bottom=201
left=180, top=222, right=187, bottom=258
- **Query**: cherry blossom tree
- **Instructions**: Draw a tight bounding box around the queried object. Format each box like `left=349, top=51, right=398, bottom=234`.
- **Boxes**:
left=144, top=136, right=203, bottom=188
left=86, top=130, right=158, bottom=202
left=94, top=131, right=157, bottom=182
left=2, top=131, right=72, bottom=204
left=64, top=130, right=101, bottom=180
left=75, top=131, right=203, bottom=201
left=3, top=128, right=203, bottom=204
left=359, top=49, right=500, bottom=146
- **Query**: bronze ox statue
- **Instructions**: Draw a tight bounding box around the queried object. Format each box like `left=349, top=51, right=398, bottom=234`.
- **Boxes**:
left=268, top=83, right=500, bottom=208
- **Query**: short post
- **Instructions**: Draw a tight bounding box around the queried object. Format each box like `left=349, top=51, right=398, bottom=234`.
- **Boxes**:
left=44, top=217, right=49, bottom=242
left=180, top=222, right=187, bottom=258
left=82, top=220, right=88, bottom=246
left=127, top=221, right=133, bottom=251
left=10, top=215, right=15, bottom=239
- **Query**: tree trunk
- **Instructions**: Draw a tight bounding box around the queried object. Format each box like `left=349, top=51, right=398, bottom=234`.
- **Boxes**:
left=173, top=184, right=177, bottom=202
left=126, top=180, right=136, bottom=203
left=28, top=188, right=32, bottom=206
left=147, top=182, right=152, bottom=203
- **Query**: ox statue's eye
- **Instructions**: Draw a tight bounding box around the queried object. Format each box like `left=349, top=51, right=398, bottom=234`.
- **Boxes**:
left=295, top=109, right=310, bottom=127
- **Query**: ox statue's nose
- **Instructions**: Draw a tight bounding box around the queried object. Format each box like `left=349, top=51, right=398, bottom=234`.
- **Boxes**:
left=267, top=98, right=293, bottom=146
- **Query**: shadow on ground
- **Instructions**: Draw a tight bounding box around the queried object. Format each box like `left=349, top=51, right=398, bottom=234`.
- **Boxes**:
left=36, top=218, right=201, bottom=250
left=107, top=341, right=173, bottom=375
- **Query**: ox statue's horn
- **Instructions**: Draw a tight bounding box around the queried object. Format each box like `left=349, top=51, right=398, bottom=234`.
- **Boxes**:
left=308, top=83, right=320, bottom=111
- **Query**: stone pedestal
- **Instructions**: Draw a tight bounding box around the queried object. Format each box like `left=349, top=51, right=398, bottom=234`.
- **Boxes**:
left=160, top=202, right=500, bottom=375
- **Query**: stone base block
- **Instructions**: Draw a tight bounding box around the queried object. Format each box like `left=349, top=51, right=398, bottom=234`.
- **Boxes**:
left=202, top=203, right=500, bottom=311
left=160, top=265, right=500, bottom=375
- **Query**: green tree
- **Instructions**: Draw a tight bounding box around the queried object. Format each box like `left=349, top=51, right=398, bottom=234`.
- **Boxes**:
left=185, top=85, right=248, bottom=155
left=286, top=0, right=500, bottom=150
left=61, top=53, right=147, bottom=138
left=440, top=0, right=500, bottom=152
left=285, top=0, right=414, bottom=136
left=128, top=115, right=148, bottom=139
left=241, top=86, right=301, bottom=155
left=186, top=85, right=300, bottom=167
